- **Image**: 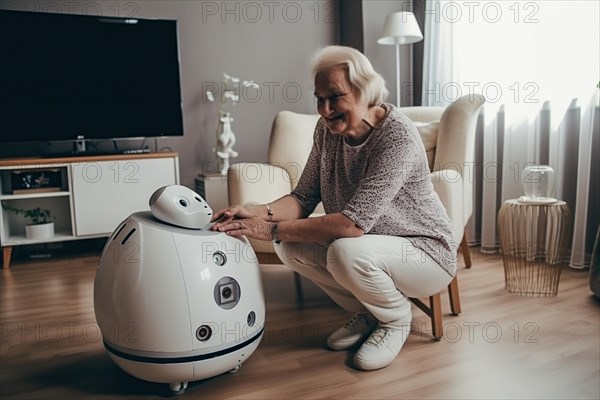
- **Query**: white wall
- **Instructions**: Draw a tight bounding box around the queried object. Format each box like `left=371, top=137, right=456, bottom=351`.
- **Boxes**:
left=0, top=0, right=338, bottom=187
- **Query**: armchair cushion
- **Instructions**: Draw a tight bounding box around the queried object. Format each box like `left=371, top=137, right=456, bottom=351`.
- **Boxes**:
left=414, top=121, right=439, bottom=171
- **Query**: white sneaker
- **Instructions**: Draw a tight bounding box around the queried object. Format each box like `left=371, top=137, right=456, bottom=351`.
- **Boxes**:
left=353, top=319, right=411, bottom=371
left=327, top=313, right=378, bottom=351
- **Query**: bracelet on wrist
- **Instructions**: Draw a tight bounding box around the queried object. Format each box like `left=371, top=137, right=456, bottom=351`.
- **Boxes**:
left=264, top=204, right=274, bottom=221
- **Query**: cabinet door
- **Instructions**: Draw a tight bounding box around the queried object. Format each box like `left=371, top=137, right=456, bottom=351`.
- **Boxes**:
left=71, top=158, right=178, bottom=236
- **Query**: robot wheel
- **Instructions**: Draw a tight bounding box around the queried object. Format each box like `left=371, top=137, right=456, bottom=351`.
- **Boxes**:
left=169, top=381, right=188, bottom=394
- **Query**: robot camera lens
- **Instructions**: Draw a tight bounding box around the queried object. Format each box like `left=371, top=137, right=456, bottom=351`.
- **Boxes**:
left=196, top=325, right=212, bottom=342
left=214, top=278, right=240, bottom=309
left=179, top=199, right=188, bottom=207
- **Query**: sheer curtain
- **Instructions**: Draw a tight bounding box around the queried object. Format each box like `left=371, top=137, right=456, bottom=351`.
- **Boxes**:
left=423, top=0, right=600, bottom=268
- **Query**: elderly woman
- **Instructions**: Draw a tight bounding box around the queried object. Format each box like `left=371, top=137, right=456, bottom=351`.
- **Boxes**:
left=211, top=45, right=457, bottom=371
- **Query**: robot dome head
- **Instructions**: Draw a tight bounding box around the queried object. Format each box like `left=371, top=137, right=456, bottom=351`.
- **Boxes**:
left=149, top=185, right=213, bottom=229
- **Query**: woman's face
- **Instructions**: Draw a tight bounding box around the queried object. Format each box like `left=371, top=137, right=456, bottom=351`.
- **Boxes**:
left=314, top=67, right=369, bottom=137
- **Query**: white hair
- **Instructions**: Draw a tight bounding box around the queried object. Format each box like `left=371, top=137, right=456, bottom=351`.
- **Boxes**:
left=311, top=45, right=389, bottom=106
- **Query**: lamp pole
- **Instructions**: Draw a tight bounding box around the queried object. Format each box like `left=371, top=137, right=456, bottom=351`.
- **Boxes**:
left=395, top=42, right=401, bottom=107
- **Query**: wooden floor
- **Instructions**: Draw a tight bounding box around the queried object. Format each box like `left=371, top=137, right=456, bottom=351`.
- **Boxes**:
left=1, top=247, right=598, bottom=399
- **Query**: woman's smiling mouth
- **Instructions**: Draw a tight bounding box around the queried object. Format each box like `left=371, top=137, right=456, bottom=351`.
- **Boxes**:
left=327, top=114, right=345, bottom=122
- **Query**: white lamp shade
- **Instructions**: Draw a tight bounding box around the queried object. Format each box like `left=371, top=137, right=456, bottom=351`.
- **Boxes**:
left=377, top=11, right=423, bottom=45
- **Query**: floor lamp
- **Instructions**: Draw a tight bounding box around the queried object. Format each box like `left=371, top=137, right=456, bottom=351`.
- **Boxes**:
left=377, top=11, right=423, bottom=107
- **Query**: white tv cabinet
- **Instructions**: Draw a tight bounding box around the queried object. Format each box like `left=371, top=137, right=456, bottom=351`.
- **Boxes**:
left=0, top=153, right=180, bottom=268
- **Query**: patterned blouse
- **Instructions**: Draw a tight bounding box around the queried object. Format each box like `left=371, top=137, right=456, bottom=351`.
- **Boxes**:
left=291, top=103, right=457, bottom=277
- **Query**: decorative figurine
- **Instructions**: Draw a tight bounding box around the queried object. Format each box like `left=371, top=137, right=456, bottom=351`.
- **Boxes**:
left=215, top=111, right=239, bottom=175
left=206, top=73, right=259, bottom=175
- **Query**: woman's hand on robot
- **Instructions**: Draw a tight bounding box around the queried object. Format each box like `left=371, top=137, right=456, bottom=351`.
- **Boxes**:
left=210, top=205, right=252, bottom=231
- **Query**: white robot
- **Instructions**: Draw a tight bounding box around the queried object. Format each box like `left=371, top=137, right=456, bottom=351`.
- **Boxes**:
left=94, top=185, right=265, bottom=394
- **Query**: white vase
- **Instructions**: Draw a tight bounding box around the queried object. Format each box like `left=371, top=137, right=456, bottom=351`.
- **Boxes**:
left=25, top=222, right=55, bottom=240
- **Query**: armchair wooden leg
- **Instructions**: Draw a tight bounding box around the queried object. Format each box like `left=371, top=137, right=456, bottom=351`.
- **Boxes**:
left=447, top=276, right=461, bottom=315
left=430, top=293, right=443, bottom=340
left=409, top=295, right=443, bottom=340
left=460, top=234, right=472, bottom=268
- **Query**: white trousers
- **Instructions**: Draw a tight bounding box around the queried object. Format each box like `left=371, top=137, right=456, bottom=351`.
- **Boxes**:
left=274, top=235, right=453, bottom=324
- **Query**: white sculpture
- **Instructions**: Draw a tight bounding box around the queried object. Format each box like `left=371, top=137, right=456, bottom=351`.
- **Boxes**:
left=206, top=73, right=259, bottom=175
left=215, top=111, right=239, bottom=175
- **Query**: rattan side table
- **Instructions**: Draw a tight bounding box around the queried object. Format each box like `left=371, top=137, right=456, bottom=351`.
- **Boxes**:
left=498, top=199, right=570, bottom=296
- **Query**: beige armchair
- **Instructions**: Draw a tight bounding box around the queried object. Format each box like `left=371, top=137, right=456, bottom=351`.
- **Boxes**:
left=228, top=94, right=485, bottom=337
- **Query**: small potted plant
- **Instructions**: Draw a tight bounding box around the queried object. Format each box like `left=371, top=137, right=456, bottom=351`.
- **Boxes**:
left=3, top=205, right=55, bottom=239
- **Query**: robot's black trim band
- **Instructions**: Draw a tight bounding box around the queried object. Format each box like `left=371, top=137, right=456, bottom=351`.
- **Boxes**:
left=103, top=327, right=264, bottom=364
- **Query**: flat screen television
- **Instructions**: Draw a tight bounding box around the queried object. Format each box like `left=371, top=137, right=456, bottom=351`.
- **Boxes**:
left=0, top=10, right=184, bottom=148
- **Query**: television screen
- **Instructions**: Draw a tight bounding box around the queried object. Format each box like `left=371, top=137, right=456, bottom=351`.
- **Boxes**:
left=0, top=10, right=184, bottom=144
